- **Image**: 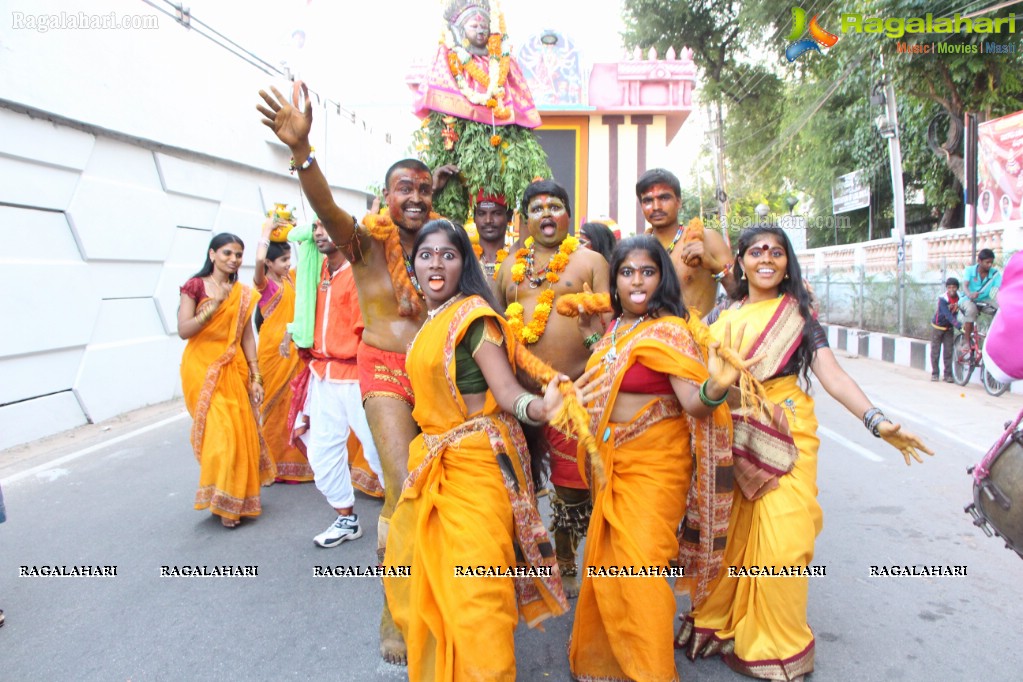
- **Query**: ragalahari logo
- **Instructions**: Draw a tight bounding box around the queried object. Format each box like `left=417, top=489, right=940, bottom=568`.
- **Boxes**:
left=786, top=7, right=839, bottom=61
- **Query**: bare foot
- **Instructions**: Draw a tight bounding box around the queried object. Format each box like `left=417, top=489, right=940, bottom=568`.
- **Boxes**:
left=561, top=572, right=581, bottom=599
left=379, top=607, right=407, bottom=666
left=220, top=516, right=240, bottom=528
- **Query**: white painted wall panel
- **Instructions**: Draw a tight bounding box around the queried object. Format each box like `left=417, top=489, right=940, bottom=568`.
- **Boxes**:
left=4, top=263, right=97, bottom=357
left=0, top=107, right=95, bottom=170
left=75, top=336, right=180, bottom=423
left=0, top=392, right=88, bottom=452
left=88, top=262, right=163, bottom=300
left=166, top=193, right=221, bottom=232
left=0, top=349, right=84, bottom=406
left=67, top=176, right=173, bottom=261
left=89, top=299, right=165, bottom=345
left=0, top=156, right=82, bottom=211
left=0, top=207, right=80, bottom=258
left=154, top=152, right=229, bottom=202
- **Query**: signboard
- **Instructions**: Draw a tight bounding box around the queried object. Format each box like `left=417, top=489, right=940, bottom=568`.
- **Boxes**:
left=832, top=169, right=871, bottom=214
left=977, top=109, right=1023, bottom=225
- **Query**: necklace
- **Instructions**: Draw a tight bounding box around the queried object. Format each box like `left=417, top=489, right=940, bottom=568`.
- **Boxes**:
left=506, top=236, right=579, bottom=344
left=646, top=225, right=684, bottom=254
left=401, top=248, right=425, bottom=298
left=320, top=261, right=348, bottom=291
left=426, top=294, right=463, bottom=320
left=604, top=314, right=647, bottom=365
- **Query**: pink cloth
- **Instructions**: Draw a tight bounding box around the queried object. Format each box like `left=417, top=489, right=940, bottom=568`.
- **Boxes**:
left=983, top=252, right=1023, bottom=382
left=414, top=47, right=541, bottom=128
left=257, top=278, right=279, bottom=311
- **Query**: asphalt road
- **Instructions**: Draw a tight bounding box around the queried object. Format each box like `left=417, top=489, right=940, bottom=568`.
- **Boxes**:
left=1, top=355, right=1021, bottom=681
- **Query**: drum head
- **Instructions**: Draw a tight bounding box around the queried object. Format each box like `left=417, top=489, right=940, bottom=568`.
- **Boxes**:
left=974, top=434, right=1023, bottom=557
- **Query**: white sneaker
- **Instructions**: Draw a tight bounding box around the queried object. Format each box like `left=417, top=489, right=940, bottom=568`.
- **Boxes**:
left=313, top=514, right=362, bottom=548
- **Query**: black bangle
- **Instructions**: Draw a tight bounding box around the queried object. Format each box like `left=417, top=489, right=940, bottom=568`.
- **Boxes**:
left=583, top=332, right=601, bottom=349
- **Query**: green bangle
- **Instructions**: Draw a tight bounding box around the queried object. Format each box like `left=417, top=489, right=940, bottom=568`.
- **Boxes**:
left=583, top=332, right=602, bottom=349
left=699, top=379, right=727, bottom=407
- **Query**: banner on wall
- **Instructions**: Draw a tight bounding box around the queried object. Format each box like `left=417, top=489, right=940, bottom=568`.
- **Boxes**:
left=977, top=109, right=1023, bottom=225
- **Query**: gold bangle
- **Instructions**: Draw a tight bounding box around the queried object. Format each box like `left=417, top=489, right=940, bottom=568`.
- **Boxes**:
left=250, top=373, right=264, bottom=386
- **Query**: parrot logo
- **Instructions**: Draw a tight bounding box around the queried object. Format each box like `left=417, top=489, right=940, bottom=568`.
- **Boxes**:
left=785, top=7, right=839, bottom=62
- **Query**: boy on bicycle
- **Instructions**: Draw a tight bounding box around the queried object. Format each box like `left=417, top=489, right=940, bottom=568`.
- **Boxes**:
left=961, top=248, right=1002, bottom=347
left=930, top=277, right=961, bottom=382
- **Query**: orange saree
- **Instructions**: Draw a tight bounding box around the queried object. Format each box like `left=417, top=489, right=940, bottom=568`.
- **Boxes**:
left=257, top=273, right=313, bottom=482
left=181, top=282, right=275, bottom=521
left=569, top=317, right=732, bottom=682
left=383, top=295, right=567, bottom=681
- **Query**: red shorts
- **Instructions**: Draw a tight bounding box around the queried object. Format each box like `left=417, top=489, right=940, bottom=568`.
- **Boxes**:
left=357, top=343, right=414, bottom=408
left=546, top=422, right=587, bottom=489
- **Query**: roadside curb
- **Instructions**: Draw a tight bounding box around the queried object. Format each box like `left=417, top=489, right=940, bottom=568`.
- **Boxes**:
left=821, top=324, right=1022, bottom=396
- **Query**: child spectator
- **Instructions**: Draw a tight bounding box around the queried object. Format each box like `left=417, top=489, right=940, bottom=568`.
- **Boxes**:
left=931, top=277, right=961, bottom=382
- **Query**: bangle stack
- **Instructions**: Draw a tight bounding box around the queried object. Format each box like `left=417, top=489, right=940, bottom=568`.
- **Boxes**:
left=698, top=379, right=728, bottom=407
left=862, top=407, right=890, bottom=437
left=250, top=372, right=264, bottom=386
left=583, top=332, right=602, bottom=349
left=514, top=392, right=543, bottom=427
left=195, top=303, right=218, bottom=326
left=289, top=146, right=316, bottom=173
left=712, top=263, right=732, bottom=283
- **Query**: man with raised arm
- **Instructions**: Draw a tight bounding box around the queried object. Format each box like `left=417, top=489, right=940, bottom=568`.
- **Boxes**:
left=636, top=168, right=735, bottom=317
left=495, top=179, right=610, bottom=596
left=257, top=82, right=441, bottom=666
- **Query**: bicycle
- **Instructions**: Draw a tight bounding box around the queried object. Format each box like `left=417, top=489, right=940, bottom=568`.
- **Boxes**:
left=952, top=301, right=1010, bottom=396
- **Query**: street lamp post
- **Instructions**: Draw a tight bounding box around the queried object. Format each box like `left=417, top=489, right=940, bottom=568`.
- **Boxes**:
left=874, top=63, right=907, bottom=336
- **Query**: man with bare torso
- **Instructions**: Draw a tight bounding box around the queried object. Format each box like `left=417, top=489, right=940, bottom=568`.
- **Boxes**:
left=496, top=179, right=610, bottom=596
left=637, top=169, right=735, bottom=316
left=258, top=82, right=442, bottom=665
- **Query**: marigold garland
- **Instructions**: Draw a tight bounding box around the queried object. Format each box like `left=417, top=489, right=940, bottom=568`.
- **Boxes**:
left=555, top=292, right=612, bottom=317
left=362, top=208, right=440, bottom=318
left=505, top=236, right=578, bottom=344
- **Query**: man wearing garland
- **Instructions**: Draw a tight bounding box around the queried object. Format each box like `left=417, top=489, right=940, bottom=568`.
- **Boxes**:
left=496, top=179, right=609, bottom=596
left=637, top=169, right=735, bottom=317
left=258, top=82, right=443, bottom=666
left=473, top=189, right=512, bottom=281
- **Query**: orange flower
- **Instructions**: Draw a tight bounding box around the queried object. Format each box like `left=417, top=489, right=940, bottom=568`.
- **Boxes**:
left=487, top=34, right=502, bottom=55
left=472, top=244, right=483, bottom=258
left=490, top=134, right=502, bottom=146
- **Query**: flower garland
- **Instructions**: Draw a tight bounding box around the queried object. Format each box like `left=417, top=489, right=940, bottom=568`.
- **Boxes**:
left=441, top=0, right=512, bottom=120
left=362, top=208, right=441, bottom=318
left=505, top=236, right=578, bottom=344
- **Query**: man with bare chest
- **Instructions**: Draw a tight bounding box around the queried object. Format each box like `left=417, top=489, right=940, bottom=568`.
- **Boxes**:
left=496, top=179, right=610, bottom=596
left=636, top=169, right=735, bottom=317
left=258, top=82, right=439, bottom=666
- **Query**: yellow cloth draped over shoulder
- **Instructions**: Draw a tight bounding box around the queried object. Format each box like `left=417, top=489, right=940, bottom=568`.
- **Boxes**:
left=684, top=294, right=822, bottom=681
left=383, top=295, right=568, bottom=682
left=181, top=282, right=275, bottom=521
left=257, top=272, right=313, bottom=482
left=569, top=316, right=733, bottom=682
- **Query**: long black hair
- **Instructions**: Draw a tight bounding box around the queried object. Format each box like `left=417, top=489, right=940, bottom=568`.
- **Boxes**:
left=732, top=224, right=817, bottom=386
left=412, top=219, right=502, bottom=312
left=264, top=241, right=290, bottom=270
left=192, top=233, right=244, bottom=283
left=580, top=221, right=616, bottom=264
left=608, top=235, right=686, bottom=320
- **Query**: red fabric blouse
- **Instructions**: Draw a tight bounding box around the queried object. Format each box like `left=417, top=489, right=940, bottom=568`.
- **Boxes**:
left=619, top=361, right=673, bottom=394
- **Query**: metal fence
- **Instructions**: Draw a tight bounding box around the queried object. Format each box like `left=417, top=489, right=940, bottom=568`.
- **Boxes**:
left=805, top=257, right=1005, bottom=340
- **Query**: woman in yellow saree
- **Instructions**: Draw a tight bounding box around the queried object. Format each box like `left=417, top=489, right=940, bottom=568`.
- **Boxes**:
left=568, top=235, right=747, bottom=682
left=178, top=233, right=275, bottom=528
left=253, top=217, right=313, bottom=483
left=383, top=220, right=588, bottom=681
left=678, top=225, right=932, bottom=680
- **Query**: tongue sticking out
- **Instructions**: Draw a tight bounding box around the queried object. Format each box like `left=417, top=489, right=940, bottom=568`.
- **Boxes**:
left=428, top=278, right=446, bottom=292
left=630, top=291, right=647, bottom=303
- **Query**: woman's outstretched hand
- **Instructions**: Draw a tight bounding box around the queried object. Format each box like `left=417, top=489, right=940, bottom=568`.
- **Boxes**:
left=878, top=422, right=935, bottom=465
left=705, top=321, right=763, bottom=399
left=257, top=81, right=313, bottom=150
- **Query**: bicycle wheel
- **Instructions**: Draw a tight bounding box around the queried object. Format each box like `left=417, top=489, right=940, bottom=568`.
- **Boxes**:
left=952, top=333, right=974, bottom=386
left=984, top=369, right=1010, bottom=397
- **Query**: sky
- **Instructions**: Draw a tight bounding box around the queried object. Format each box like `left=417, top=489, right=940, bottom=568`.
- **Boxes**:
left=186, top=0, right=636, bottom=146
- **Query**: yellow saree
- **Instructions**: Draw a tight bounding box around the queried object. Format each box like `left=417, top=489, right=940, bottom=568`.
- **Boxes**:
left=683, top=295, right=822, bottom=680
left=257, top=272, right=313, bottom=482
left=383, top=295, right=567, bottom=681
left=181, top=282, right=275, bottom=521
left=569, top=317, right=732, bottom=682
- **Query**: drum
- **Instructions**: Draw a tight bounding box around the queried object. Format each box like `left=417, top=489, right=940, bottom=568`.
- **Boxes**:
left=966, top=427, right=1023, bottom=559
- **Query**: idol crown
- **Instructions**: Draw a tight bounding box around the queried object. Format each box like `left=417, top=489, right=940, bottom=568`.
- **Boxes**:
left=444, top=0, right=491, bottom=25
